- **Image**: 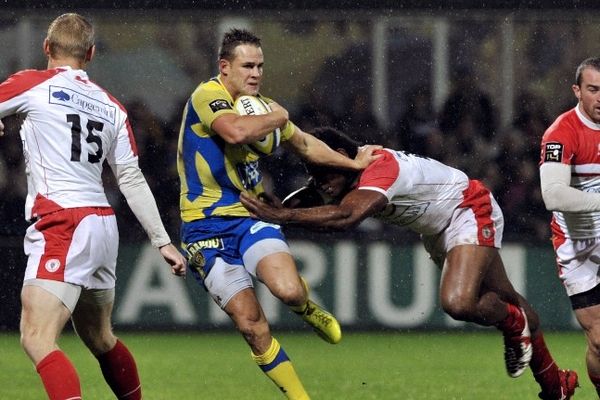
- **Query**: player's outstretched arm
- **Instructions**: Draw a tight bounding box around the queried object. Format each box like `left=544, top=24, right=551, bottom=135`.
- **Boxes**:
left=287, top=127, right=381, bottom=170
left=241, top=189, right=387, bottom=231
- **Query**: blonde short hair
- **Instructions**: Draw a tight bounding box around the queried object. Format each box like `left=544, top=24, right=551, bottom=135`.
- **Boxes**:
left=46, top=13, right=94, bottom=61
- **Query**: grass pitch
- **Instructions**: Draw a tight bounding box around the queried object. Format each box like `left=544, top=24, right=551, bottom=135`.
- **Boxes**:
left=0, top=330, right=592, bottom=399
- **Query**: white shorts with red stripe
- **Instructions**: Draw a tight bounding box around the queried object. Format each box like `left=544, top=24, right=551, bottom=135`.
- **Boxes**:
left=422, top=181, right=504, bottom=267
left=23, top=206, right=119, bottom=289
left=552, top=236, right=600, bottom=296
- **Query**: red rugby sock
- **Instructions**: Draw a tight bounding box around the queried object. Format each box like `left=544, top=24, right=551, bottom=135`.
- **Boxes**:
left=496, top=303, right=524, bottom=333
left=97, top=340, right=141, bottom=399
left=36, top=350, right=82, bottom=400
left=530, top=333, right=560, bottom=396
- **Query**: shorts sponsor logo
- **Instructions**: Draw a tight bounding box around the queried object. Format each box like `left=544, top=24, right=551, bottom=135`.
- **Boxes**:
left=209, top=99, right=232, bottom=113
left=187, top=238, right=224, bottom=252
left=49, top=85, right=116, bottom=124
left=250, top=221, right=281, bottom=234
left=544, top=142, right=563, bottom=162
left=45, top=259, right=61, bottom=273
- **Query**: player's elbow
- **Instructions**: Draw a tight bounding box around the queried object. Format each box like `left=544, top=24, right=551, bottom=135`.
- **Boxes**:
left=335, top=213, right=363, bottom=231
left=541, top=188, right=564, bottom=212
left=220, top=127, right=250, bottom=144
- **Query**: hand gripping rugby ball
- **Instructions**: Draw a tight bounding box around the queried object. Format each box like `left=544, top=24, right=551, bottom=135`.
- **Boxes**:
left=234, top=95, right=281, bottom=156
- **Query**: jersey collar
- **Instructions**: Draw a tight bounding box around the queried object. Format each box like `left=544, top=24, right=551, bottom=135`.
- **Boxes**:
left=575, top=104, right=600, bottom=131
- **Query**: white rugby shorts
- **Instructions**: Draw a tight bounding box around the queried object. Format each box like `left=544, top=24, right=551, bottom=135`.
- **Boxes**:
left=23, top=207, right=119, bottom=289
left=553, top=236, right=600, bottom=296
left=422, top=194, right=504, bottom=267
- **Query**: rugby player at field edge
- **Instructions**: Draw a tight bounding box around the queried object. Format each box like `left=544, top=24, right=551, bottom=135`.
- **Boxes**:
left=540, top=56, right=600, bottom=398
left=241, top=126, right=579, bottom=400
left=0, top=13, right=187, bottom=400
left=176, top=28, right=381, bottom=399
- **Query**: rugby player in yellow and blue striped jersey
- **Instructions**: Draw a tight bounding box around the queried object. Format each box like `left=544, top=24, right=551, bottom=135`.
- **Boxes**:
left=177, top=28, right=381, bottom=400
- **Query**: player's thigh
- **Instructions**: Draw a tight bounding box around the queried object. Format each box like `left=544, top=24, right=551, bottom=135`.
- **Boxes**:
left=480, top=250, right=521, bottom=304
left=574, top=304, right=600, bottom=347
left=20, top=285, right=72, bottom=347
left=255, top=251, right=303, bottom=300
left=441, top=244, right=495, bottom=302
left=71, top=288, right=116, bottom=355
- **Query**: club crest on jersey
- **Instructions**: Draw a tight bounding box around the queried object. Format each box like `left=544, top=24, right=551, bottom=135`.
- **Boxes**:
left=544, top=142, right=563, bottom=162
left=209, top=99, right=232, bottom=113
left=481, top=225, right=493, bottom=240
left=44, top=259, right=61, bottom=273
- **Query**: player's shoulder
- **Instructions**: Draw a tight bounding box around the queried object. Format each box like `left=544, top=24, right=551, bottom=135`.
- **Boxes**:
left=362, top=148, right=400, bottom=175
left=2, top=68, right=63, bottom=88
left=195, top=77, right=226, bottom=95
left=0, top=68, right=68, bottom=102
left=192, top=78, right=232, bottom=104
left=543, top=108, right=579, bottom=140
left=370, top=148, right=398, bottom=165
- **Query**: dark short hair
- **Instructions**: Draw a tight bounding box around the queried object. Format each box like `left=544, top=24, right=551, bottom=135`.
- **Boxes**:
left=306, top=127, right=362, bottom=178
left=310, top=127, right=361, bottom=158
left=218, top=28, right=261, bottom=61
left=575, top=57, right=600, bottom=86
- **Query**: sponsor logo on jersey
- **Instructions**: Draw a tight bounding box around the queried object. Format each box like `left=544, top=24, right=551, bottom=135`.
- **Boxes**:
left=52, top=90, right=70, bottom=101
left=379, top=202, right=430, bottom=226
left=44, top=258, right=61, bottom=273
left=49, top=85, right=116, bottom=124
left=544, top=142, right=563, bottom=162
left=209, top=99, right=232, bottom=113
left=250, top=220, right=281, bottom=234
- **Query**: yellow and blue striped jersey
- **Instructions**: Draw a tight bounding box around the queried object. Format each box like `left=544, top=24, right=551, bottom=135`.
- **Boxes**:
left=177, top=76, right=295, bottom=222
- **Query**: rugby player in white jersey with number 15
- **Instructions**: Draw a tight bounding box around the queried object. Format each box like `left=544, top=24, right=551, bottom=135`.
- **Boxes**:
left=0, top=13, right=186, bottom=400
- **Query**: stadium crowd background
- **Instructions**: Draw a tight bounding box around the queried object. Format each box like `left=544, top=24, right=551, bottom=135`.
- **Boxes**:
left=0, top=4, right=598, bottom=246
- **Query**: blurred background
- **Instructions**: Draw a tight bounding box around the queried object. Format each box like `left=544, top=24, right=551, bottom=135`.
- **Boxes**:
left=0, top=0, right=596, bottom=332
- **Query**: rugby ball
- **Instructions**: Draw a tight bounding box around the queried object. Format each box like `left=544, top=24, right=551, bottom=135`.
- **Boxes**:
left=234, top=95, right=281, bottom=156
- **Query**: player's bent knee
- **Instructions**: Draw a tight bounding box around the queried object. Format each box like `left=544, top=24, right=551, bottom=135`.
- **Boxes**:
left=20, top=328, right=55, bottom=362
left=238, top=320, right=270, bottom=346
left=79, top=331, right=117, bottom=355
left=441, top=296, right=476, bottom=322
left=272, top=282, right=304, bottom=306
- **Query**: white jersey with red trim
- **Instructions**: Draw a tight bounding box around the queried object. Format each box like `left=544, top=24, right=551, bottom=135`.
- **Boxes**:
left=358, top=149, right=470, bottom=235
left=540, top=106, right=600, bottom=239
left=0, top=66, right=138, bottom=220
